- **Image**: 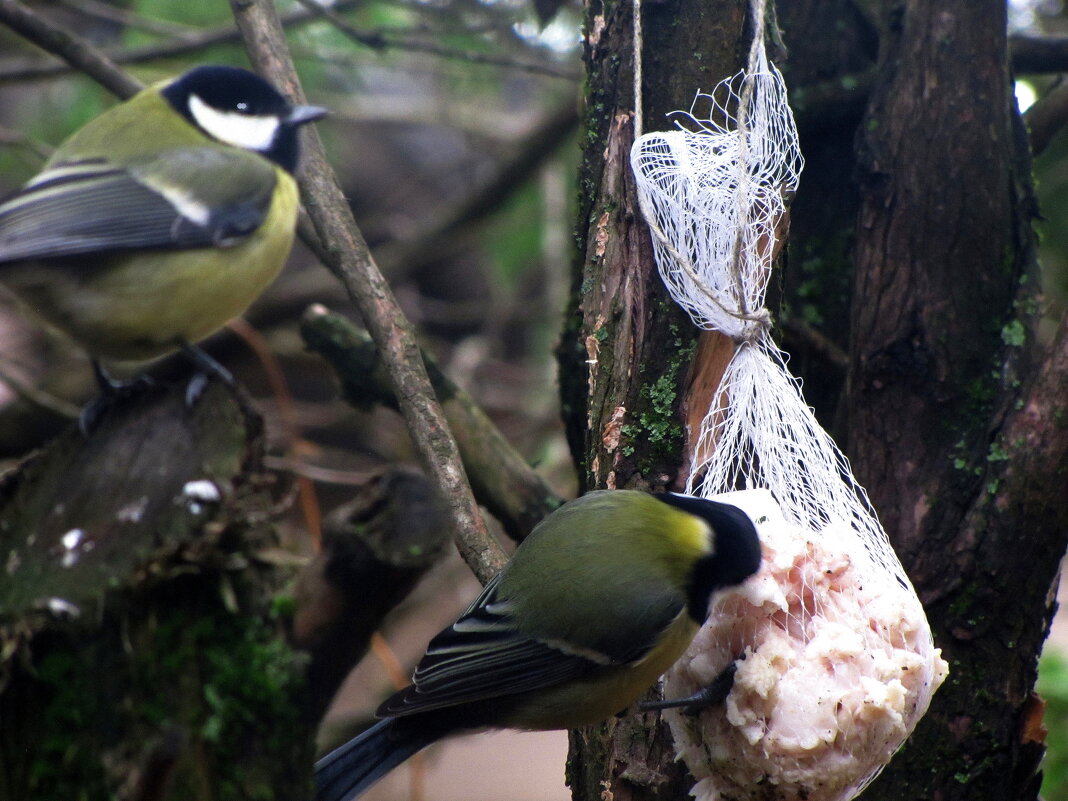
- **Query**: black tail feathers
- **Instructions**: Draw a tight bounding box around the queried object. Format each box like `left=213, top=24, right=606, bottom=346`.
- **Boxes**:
left=314, top=718, right=438, bottom=801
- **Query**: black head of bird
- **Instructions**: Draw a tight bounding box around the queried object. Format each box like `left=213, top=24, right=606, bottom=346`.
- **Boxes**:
left=161, top=65, right=326, bottom=174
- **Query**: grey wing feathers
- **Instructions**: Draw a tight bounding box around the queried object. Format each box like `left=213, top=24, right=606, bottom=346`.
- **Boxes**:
left=0, top=152, right=273, bottom=263
left=379, top=575, right=607, bottom=717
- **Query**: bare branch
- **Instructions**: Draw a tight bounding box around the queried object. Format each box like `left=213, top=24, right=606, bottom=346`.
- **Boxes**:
left=229, top=0, right=507, bottom=583
left=290, top=0, right=387, bottom=49
left=1024, top=78, right=1068, bottom=156
left=0, top=123, right=53, bottom=160
left=0, top=363, right=81, bottom=419
left=0, top=0, right=143, bottom=97
left=301, top=306, right=563, bottom=543
left=0, top=0, right=351, bottom=85
left=379, top=98, right=580, bottom=281
left=780, top=316, right=849, bottom=371
left=291, top=0, right=575, bottom=79
left=1011, top=33, right=1068, bottom=75
left=0, top=0, right=575, bottom=85
left=56, top=0, right=201, bottom=39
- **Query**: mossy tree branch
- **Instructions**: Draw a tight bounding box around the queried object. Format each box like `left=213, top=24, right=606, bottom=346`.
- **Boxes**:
left=0, top=381, right=314, bottom=801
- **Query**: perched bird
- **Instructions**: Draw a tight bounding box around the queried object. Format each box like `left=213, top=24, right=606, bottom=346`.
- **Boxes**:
left=315, top=489, right=762, bottom=801
left=0, top=65, right=325, bottom=387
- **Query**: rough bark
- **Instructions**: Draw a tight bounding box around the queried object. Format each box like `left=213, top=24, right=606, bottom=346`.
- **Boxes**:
left=559, top=0, right=748, bottom=493
left=562, top=0, right=748, bottom=799
left=0, top=380, right=314, bottom=801
left=848, top=2, right=1066, bottom=799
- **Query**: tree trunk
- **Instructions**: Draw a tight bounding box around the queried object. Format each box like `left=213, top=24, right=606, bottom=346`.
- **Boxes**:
left=847, top=2, right=1065, bottom=799
left=563, top=0, right=1068, bottom=800
left=561, top=1, right=750, bottom=799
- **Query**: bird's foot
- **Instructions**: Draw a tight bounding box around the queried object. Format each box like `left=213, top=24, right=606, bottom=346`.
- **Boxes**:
left=639, top=661, right=738, bottom=716
left=80, top=361, right=155, bottom=435
left=180, top=342, right=235, bottom=407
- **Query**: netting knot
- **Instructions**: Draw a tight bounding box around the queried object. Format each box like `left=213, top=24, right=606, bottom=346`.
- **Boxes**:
left=733, top=307, right=771, bottom=344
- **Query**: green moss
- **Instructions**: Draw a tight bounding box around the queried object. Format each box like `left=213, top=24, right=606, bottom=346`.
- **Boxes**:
left=639, top=373, right=682, bottom=440
left=790, top=230, right=855, bottom=338
left=29, top=649, right=110, bottom=799
left=945, top=369, right=1000, bottom=471
left=947, top=583, right=980, bottom=622
left=23, top=590, right=307, bottom=801
left=270, top=593, right=297, bottom=621
left=987, top=442, right=1009, bottom=463
left=619, top=320, right=697, bottom=474
left=1000, top=319, right=1026, bottom=347
left=131, top=607, right=306, bottom=800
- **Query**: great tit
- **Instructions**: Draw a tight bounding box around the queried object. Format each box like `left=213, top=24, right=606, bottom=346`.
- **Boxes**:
left=314, top=489, right=761, bottom=801
left=0, top=65, right=325, bottom=377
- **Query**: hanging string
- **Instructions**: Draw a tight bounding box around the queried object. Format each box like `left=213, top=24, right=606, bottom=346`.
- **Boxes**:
left=632, top=0, right=643, bottom=137
left=729, top=0, right=766, bottom=320
left=630, top=0, right=783, bottom=341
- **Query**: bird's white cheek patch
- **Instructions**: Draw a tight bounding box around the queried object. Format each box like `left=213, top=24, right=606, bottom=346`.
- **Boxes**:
left=188, top=94, right=279, bottom=152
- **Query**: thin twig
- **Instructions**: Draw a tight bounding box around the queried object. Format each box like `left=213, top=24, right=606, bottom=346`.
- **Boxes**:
left=301, top=306, right=563, bottom=543
left=291, top=0, right=387, bottom=49
left=227, top=317, right=323, bottom=551
left=291, top=0, right=573, bottom=79
left=0, top=124, right=53, bottom=160
left=263, top=456, right=375, bottom=487
left=0, top=0, right=350, bottom=85
left=0, top=364, right=82, bottom=419
left=229, top=0, right=506, bottom=583
left=57, top=0, right=201, bottom=39
left=375, top=31, right=573, bottom=79
left=377, top=98, right=579, bottom=281
left=0, top=0, right=574, bottom=85
left=0, top=0, right=143, bottom=97
left=780, top=316, right=849, bottom=371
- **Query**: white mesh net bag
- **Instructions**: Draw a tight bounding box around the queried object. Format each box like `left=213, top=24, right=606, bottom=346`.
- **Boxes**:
left=629, top=5, right=948, bottom=800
